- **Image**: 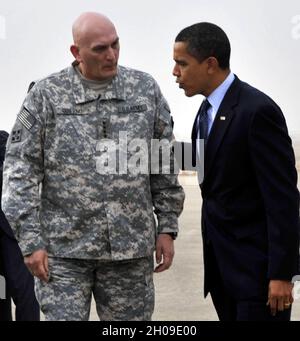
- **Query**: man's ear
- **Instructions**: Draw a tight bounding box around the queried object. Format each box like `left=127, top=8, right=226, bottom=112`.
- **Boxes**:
left=206, top=57, right=219, bottom=75
left=70, top=45, right=81, bottom=62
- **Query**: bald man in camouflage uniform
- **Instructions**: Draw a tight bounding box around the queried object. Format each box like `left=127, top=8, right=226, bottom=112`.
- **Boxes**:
left=2, top=12, right=184, bottom=321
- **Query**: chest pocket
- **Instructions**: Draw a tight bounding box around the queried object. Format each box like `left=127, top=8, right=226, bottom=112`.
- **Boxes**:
left=52, top=107, right=96, bottom=157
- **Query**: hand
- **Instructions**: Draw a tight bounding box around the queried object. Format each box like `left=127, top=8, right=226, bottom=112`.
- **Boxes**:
left=24, top=249, right=49, bottom=282
left=267, top=280, right=293, bottom=316
left=154, top=234, right=175, bottom=273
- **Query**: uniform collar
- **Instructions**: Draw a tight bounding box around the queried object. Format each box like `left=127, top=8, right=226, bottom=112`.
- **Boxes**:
left=69, top=62, right=127, bottom=104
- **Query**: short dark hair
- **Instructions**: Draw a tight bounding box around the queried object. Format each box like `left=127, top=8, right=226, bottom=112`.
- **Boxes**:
left=175, top=22, right=231, bottom=69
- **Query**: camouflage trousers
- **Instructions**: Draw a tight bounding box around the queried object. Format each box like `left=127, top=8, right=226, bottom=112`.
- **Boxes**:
left=35, top=256, right=154, bottom=321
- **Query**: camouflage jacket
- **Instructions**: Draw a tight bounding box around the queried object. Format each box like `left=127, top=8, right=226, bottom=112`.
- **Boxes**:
left=2, top=65, right=185, bottom=260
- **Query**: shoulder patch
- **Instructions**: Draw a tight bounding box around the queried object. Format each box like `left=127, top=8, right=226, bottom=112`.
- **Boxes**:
left=17, top=107, right=36, bottom=130
left=11, top=129, right=22, bottom=143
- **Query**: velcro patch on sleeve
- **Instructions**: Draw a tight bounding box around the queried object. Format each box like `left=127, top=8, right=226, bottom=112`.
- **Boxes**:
left=11, top=129, right=22, bottom=143
left=17, top=107, right=36, bottom=130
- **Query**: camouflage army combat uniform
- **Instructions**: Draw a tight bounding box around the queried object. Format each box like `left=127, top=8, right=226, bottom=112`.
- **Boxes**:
left=2, top=64, right=185, bottom=320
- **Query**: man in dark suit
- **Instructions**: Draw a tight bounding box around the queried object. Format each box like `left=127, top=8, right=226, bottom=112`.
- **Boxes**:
left=172, top=22, right=300, bottom=321
left=0, top=130, right=39, bottom=321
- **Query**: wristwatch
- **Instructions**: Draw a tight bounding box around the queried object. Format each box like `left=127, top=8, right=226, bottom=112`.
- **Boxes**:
left=162, top=232, right=178, bottom=240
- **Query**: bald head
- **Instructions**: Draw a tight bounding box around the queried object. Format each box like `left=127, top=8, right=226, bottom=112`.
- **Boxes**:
left=72, top=12, right=117, bottom=47
left=70, top=12, right=120, bottom=81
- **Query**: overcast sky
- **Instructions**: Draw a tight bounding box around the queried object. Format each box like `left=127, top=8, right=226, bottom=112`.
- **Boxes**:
left=0, top=0, right=299, bottom=141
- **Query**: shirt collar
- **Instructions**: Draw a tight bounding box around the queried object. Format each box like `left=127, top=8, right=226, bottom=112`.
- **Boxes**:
left=207, top=72, right=235, bottom=114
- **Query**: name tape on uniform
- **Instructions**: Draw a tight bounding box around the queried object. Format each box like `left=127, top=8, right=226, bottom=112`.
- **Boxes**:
left=118, top=104, right=147, bottom=114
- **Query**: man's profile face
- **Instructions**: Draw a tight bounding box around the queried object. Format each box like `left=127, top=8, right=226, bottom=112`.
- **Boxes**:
left=75, top=27, right=120, bottom=81
left=173, top=42, right=209, bottom=97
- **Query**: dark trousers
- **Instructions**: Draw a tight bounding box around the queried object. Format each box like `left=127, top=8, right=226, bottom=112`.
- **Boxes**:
left=0, top=297, right=12, bottom=321
left=207, top=245, right=291, bottom=321
left=0, top=233, right=40, bottom=321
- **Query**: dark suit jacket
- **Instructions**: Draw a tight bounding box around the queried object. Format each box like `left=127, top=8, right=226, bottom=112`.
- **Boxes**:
left=192, top=76, right=300, bottom=301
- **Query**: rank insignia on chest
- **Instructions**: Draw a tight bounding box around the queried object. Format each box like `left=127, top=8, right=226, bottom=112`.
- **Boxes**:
left=118, top=104, right=147, bottom=114
left=17, top=107, right=36, bottom=130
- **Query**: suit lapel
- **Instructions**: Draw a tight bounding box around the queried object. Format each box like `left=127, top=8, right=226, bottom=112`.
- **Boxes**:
left=203, top=76, right=242, bottom=180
